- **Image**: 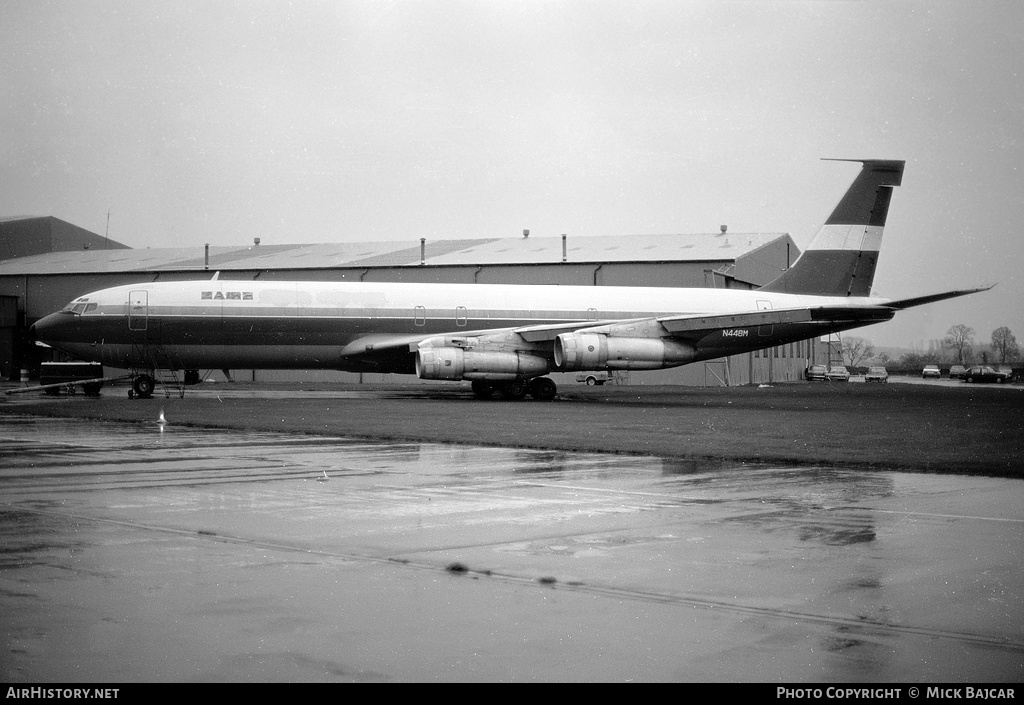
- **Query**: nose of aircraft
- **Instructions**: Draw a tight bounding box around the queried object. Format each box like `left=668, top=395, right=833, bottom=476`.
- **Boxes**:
left=30, top=312, right=63, bottom=345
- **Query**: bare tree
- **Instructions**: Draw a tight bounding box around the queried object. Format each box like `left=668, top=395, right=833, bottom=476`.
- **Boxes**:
left=841, top=336, right=874, bottom=367
left=991, top=327, right=1019, bottom=364
left=900, top=352, right=940, bottom=370
left=944, top=324, right=975, bottom=365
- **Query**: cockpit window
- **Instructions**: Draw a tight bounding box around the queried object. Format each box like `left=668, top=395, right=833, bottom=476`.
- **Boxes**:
left=61, top=298, right=92, bottom=315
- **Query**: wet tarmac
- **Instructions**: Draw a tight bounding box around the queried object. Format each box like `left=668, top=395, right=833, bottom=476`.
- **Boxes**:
left=1, top=412, right=1022, bottom=682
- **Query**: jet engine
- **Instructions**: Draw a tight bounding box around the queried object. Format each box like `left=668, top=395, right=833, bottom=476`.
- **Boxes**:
left=553, top=333, right=695, bottom=371
left=416, top=347, right=549, bottom=381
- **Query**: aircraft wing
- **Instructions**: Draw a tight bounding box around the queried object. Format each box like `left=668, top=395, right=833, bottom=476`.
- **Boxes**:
left=341, top=304, right=898, bottom=361
left=340, top=318, right=649, bottom=354
left=337, top=333, right=438, bottom=373
left=339, top=333, right=443, bottom=357
left=513, top=318, right=651, bottom=342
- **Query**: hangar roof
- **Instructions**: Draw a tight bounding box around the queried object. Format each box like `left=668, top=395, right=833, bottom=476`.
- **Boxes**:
left=0, top=232, right=789, bottom=275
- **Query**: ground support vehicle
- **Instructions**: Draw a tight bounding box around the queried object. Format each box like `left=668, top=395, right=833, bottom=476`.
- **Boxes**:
left=39, top=362, right=105, bottom=396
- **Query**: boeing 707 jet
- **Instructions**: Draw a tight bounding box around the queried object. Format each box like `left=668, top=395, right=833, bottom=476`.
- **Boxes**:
left=31, top=159, right=990, bottom=400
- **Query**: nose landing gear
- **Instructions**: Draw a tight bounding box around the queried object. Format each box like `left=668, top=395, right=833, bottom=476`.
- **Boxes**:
left=128, top=374, right=155, bottom=399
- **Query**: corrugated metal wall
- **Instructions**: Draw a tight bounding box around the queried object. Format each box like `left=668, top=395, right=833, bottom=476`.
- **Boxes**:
left=0, top=224, right=817, bottom=385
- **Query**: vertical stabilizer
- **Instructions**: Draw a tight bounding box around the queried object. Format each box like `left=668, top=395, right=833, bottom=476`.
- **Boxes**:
left=759, top=159, right=905, bottom=297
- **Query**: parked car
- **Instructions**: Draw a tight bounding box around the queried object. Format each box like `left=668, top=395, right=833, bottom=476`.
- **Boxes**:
left=922, top=364, right=940, bottom=379
left=948, top=365, right=967, bottom=379
left=962, top=366, right=1008, bottom=384
left=826, top=366, right=850, bottom=382
left=805, top=365, right=827, bottom=381
left=864, top=366, right=888, bottom=383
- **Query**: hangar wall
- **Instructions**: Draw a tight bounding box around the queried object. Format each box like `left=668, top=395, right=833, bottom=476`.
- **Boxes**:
left=0, top=216, right=129, bottom=259
left=0, top=295, right=17, bottom=381
left=0, top=227, right=820, bottom=385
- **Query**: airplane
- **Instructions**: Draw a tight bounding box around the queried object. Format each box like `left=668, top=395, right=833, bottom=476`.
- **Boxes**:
left=30, top=159, right=991, bottom=400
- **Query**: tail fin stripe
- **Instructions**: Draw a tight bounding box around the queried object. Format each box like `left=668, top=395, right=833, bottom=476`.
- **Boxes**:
left=810, top=224, right=884, bottom=252
left=759, top=159, right=904, bottom=297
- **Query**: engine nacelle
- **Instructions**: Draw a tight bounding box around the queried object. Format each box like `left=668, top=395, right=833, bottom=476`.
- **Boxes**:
left=416, top=347, right=549, bottom=381
left=553, top=333, right=696, bottom=371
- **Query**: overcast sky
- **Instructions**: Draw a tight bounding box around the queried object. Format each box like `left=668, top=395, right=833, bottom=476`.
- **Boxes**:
left=2, top=0, right=1021, bottom=350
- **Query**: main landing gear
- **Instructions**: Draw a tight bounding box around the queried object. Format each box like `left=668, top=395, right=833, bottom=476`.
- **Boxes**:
left=471, top=377, right=557, bottom=401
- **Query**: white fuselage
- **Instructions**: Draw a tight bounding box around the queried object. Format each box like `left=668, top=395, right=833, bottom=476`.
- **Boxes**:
left=34, top=279, right=891, bottom=372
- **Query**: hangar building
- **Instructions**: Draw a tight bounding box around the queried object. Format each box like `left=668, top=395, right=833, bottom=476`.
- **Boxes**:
left=0, top=218, right=825, bottom=386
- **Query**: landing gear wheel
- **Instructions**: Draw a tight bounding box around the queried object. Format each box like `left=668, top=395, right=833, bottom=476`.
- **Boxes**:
left=132, top=375, right=155, bottom=399
left=499, top=380, right=528, bottom=400
left=471, top=380, right=496, bottom=399
left=528, top=377, right=557, bottom=401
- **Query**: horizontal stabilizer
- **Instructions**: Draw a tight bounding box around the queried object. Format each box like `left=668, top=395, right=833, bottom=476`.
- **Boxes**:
left=883, top=285, right=995, bottom=311
left=659, top=306, right=895, bottom=337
